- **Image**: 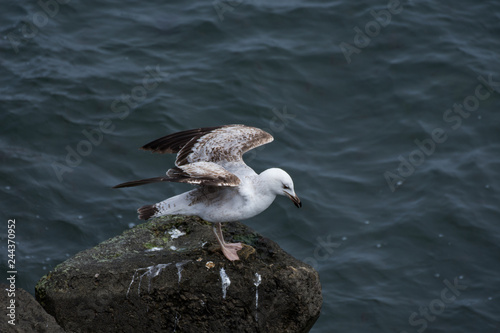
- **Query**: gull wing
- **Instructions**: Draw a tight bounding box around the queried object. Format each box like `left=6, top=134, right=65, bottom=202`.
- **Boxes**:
left=141, top=124, right=274, bottom=166
left=113, top=162, right=240, bottom=188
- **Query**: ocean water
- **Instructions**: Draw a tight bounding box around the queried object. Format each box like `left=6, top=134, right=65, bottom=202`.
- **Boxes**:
left=1, top=0, right=500, bottom=332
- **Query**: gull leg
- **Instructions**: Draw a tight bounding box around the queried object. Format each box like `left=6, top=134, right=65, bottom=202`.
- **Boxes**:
left=212, top=223, right=242, bottom=261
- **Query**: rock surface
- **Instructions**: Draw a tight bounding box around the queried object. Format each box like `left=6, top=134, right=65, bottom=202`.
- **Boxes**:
left=0, top=283, right=65, bottom=333
left=35, top=215, right=322, bottom=332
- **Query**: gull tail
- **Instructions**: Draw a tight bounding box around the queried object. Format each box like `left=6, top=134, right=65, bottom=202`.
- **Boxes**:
left=137, top=191, right=194, bottom=220
left=138, top=204, right=159, bottom=220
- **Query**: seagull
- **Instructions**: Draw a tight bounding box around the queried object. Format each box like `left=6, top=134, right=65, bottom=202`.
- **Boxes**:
left=113, top=124, right=302, bottom=261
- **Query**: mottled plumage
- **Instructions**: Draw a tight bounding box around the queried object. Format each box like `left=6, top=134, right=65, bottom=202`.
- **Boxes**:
left=114, top=124, right=301, bottom=261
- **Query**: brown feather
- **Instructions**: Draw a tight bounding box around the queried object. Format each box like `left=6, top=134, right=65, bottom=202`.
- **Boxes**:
left=137, top=204, right=158, bottom=220
left=112, top=177, right=170, bottom=188
left=141, top=126, right=223, bottom=154
left=174, top=125, right=273, bottom=166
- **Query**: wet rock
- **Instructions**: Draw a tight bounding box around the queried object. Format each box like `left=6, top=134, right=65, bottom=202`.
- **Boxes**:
left=35, top=215, right=322, bottom=332
left=0, top=284, right=65, bottom=333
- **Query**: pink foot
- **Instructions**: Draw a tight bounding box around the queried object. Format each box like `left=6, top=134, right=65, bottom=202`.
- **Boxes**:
left=213, top=223, right=243, bottom=261
left=221, top=242, right=242, bottom=261
left=225, top=242, right=242, bottom=250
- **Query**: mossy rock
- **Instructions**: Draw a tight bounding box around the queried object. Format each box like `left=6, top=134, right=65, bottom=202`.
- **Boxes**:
left=35, top=215, right=322, bottom=333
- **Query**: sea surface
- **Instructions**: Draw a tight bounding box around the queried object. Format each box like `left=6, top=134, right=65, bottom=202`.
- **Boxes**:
left=1, top=0, right=500, bottom=332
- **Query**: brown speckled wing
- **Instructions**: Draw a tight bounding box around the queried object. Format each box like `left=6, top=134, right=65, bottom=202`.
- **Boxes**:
left=115, top=125, right=273, bottom=189
left=174, top=125, right=273, bottom=166
left=113, top=161, right=240, bottom=188
left=166, top=162, right=241, bottom=187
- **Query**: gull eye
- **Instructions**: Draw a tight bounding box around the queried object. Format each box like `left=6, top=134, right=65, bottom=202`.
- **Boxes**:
left=283, top=184, right=290, bottom=190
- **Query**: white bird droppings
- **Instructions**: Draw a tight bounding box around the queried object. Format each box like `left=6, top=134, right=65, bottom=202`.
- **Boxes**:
left=254, top=273, right=262, bottom=310
left=127, top=263, right=171, bottom=298
left=176, top=260, right=190, bottom=284
left=168, top=228, right=186, bottom=239
left=145, top=247, right=164, bottom=252
left=220, top=268, right=231, bottom=299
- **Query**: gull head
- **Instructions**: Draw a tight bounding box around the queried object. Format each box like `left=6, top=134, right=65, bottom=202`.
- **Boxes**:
left=261, top=168, right=302, bottom=208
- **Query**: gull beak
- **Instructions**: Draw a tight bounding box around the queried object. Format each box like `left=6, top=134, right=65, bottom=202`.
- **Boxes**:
left=284, top=191, right=302, bottom=208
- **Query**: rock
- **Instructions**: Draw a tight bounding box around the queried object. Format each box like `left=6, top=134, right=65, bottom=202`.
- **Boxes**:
left=35, top=215, right=322, bottom=332
left=0, top=283, right=65, bottom=333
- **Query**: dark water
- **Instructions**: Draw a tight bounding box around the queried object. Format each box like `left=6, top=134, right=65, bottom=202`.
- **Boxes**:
left=1, top=0, right=500, bottom=332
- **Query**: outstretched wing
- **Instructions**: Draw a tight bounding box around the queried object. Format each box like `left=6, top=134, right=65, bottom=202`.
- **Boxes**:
left=141, top=124, right=274, bottom=166
left=113, top=161, right=240, bottom=188
left=113, top=125, right=272, bottom=189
